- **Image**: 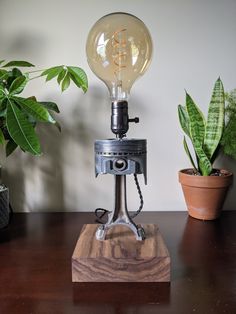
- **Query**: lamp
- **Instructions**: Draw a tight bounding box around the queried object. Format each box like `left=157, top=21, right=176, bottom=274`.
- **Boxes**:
left=86, top=12, right=152, bottom=101
left=86, top=12, right=153, bottom=241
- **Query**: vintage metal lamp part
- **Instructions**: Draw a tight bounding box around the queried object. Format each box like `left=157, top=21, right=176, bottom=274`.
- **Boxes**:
left=86, top=12, right=153, bottom=241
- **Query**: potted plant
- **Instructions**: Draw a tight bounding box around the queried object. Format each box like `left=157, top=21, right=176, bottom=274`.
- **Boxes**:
left=178, top=77, right=233, bottom=220
left=0, top=60, right=88, bottom=228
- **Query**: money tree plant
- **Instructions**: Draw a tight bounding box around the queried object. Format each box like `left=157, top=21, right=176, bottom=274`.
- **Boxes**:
left=178, top=77, right=225, bottom=176
left=0, top=60, right=88, bottom=156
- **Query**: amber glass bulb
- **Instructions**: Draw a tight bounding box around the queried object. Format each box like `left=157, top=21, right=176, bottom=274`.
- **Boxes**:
left=86, top=12, right=153, bottom=101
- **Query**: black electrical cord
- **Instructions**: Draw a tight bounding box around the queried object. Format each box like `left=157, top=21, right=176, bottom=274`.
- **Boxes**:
left=130, top=173, right=144, bottom=218
left=94, top=208, right=109, bottom=224
left=94, top=174, right=144, bottom=223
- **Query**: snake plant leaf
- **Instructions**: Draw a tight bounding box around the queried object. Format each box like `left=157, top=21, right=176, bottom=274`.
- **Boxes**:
left=3, top=61, right=35, bottom=67
left=203, top=77, right=225, bottom=161
left=186, top=92, right=212, bottom=175
left=6, top=99, right=41, bottom=155
left=0, top=128, right=5, bottom=144
left=68, top=66, right=88, bottom=92
left=186, top=92, right=206, bottom=144
left=178, top=105, right=190, bottom=138
left=183, top=136, right=197, bottom=171
left=41, top=66, right=63, bottom=82
left=14, top=97, right=55, bottom=123
left=6, top=139, right=18, bottom=157
left=9, top=75, right=28, bottom=95
left=197, top=147, right=212, bottom=176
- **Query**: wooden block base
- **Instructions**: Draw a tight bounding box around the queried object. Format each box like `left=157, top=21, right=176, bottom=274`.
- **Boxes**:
left=72, top=224, right=170, bottom=282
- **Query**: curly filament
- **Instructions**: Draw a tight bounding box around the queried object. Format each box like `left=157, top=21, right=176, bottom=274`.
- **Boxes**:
left=112, top=28, right=127, bottom=79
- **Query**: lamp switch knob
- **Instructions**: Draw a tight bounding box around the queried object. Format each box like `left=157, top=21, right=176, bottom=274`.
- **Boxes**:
left=129, top=117, right=139, bottom=124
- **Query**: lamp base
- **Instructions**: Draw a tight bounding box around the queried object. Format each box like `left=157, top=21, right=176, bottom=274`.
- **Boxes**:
left=72, top=224, right=170, bottom=282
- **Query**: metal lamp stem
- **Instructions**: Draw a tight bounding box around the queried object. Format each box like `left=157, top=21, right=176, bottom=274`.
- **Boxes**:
left=96, top=175, right=145, bottom=241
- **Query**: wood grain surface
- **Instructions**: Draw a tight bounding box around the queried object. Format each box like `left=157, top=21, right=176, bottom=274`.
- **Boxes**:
left=1, top=212, right=236, bottom=314
left=72, top=224, right=170, bottom=282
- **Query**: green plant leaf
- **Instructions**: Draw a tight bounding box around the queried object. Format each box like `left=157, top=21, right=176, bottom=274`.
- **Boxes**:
left=14, top=97, right=56, bottom=123
left=0, top=69, right=8, bottom=79
left=0, top=109, right=7, bottom=118
left=221, top=89, right=236, bottom=159
left=9, top=75, right=27, bottom=95
left=197, top=148, right=212, bottom=175
left=41, top=66, right=63, bottom=81
left=186, top=92, right=212, bottom=175
left=5, top=68, right=26, bottom=91
left=0, top=60, right=5, bottom=65
left=57, top=69, right=66, bottom=85
left=186, top=92, right=205, bottom=144
left=225, top=90, right=236, bottom=115
left=61, top=73, right=70, bottom=92
left=178, top=105, right=190, bottom=138
left=0, top=128, right=5, bottom=144
left=6, top=139, right=18, bottom=157
left=221, top=118, right=236, bottom=159
left=68, top=66, right=88, bottom=92
left=0, top=85, right=5, bottom=100
left=183, top=136, right=197, bottom=171
left=39, top=101, right=60, bottom=113
left=6, top=99, right=41, bottom=155
left=3, top=61, right=35, bottom=67
left=12, top=67, right=23, bottom=77
left=0, top=97, right=7, bottom=117
left=54, top=121, right=62, bottom=132
left=203, top=77, right=225, bottom=161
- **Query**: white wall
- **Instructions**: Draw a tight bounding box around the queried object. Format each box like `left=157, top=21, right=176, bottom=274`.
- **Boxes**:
left=0, top=0, right=235, bottom=212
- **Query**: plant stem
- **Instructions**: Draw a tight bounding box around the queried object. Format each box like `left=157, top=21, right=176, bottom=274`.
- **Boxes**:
left=29, top=75, right=44, bottom=81
left=26, top=69, right=45, bottom=74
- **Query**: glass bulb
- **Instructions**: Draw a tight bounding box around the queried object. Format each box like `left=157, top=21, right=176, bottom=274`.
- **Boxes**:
left=86, top=12, right=153, bottom=101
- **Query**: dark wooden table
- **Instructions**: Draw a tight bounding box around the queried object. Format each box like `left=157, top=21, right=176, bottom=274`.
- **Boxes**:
left=0, top=211, right=236, bottom=314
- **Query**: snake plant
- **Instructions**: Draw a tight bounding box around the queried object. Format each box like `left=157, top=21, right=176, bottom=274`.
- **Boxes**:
left=0, top=60, right=88, bottom=156
left=178, top=77, right=225, bottom=176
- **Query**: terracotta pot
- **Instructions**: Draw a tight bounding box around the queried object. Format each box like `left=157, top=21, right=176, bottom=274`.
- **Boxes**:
left=179, top=169, right=233, bottom=220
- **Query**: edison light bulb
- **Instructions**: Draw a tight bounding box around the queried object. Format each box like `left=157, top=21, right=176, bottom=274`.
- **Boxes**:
left=86, top=12, right=153, bottom=101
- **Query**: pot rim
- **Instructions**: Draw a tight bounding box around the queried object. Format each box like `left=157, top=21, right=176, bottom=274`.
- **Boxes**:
left=179, top=168, right=233, bottom=177
left=179, top=168, right=233, bottom=188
